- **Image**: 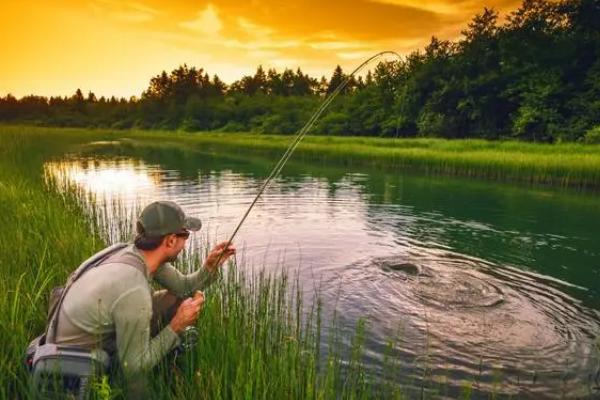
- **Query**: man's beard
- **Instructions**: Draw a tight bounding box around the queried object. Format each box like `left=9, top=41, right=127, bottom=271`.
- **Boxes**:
left=165, top=252, right=180, bottom=263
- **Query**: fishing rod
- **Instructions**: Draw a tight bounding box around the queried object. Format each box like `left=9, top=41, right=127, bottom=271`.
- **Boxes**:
left=211, top=50, right=402, bottom=268
left=179, top=51, right=402, bottom=352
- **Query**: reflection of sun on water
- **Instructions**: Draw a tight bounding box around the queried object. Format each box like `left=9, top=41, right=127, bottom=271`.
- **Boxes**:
left=70, top=164, right=155, bottom=195
left=45, top=158, right=161, bottom=201
left=44, top=159, right=164, bottom=243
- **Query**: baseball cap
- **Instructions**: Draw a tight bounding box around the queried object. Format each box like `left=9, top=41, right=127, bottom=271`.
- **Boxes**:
left=137, top=201, right=202, bottom=237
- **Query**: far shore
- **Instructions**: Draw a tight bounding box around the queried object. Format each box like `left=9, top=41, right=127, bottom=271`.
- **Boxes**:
left=3, top=124, right=600, bottom=190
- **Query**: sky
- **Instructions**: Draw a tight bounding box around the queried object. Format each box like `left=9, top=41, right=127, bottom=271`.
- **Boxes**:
left=0, top=0, right=521, bottom=98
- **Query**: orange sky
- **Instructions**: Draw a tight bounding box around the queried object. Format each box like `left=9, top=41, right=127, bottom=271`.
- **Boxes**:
left=0, top=0, right=520, bottom=98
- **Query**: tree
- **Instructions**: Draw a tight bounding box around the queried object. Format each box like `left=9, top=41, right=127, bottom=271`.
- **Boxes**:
left=253, top=65, right=268, bottom=95
left=4, top=0, right=600, bottom=141
left=327, top=65, right=345, bottom=95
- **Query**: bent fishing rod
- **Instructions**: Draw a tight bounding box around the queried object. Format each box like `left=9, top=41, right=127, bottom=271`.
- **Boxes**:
left=212, top=51, right=402, bottom=267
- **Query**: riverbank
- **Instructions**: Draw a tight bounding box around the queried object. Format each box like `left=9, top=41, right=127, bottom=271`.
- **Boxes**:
left=0, top=126, right=405, bottom=399
left=136, top=130, right=600, bottom=190
left=0, top=127, right=107, bottom=397
left=7, top=124, right=600, bottom=190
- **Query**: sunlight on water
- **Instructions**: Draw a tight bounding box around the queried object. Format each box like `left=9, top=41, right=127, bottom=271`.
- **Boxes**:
left=45, top=158, right=161, bottom=201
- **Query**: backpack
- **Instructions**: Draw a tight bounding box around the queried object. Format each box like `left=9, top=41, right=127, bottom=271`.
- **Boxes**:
left=25, top=243, right=129, bottom=398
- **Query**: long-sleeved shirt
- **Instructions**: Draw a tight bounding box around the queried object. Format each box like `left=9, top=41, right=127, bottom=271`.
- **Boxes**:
left=54, top=244, right=217, bottom=374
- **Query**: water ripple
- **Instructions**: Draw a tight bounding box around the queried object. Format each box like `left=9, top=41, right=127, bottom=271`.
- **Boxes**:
left=322, top=248, right=600, bottom=398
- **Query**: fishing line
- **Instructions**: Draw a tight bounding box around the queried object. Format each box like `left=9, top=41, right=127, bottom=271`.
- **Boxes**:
left=213, top=51, right=402, bottom=266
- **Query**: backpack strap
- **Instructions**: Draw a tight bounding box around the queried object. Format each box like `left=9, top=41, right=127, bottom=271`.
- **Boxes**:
left=46, top=243, right=129, bottom=344
left=103, top=251, right=147, bottom=276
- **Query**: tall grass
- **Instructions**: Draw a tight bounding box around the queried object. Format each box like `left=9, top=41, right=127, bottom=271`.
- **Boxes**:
left=0, top=127, right=410, bottom=398
left=0, top=127, right=109, bottom=398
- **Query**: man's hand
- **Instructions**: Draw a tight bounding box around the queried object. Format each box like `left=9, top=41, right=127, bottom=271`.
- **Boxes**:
left=203, top=241, right=236, bottom=273
left=169, top=291, right=204, bottom=334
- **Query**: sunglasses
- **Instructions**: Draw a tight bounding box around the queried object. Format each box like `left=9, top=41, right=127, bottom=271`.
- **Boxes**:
left=175, top=231, right=190, bottom=239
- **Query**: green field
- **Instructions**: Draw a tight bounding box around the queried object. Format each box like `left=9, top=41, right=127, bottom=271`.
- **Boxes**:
left=2, top=125, right=599, bottom=399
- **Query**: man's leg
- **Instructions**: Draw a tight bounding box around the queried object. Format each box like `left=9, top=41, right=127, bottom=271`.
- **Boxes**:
left=150, top=290, right=182, bottom=336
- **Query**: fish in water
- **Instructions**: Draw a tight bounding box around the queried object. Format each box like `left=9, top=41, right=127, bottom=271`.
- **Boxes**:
left=384, top=262, right=420, bottom=275
left=380, top=261, right=433, bottom=277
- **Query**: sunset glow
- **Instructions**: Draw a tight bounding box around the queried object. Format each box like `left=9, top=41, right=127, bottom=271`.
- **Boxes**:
left=1, top=0, right=520, bottom=98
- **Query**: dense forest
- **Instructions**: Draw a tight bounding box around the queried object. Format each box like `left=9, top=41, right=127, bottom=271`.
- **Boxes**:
left=1, top=0, right=599, bottom=142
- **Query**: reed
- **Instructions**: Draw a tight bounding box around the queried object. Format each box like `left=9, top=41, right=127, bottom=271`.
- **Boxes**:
left=0, top=126, right=411, bottom=399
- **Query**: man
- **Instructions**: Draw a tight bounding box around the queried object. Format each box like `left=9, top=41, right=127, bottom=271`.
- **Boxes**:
left=52, top=200, right=235, bottom=394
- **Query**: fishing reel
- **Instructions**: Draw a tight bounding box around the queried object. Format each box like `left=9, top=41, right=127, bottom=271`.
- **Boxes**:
left=181, top=326, right=199, bottom=351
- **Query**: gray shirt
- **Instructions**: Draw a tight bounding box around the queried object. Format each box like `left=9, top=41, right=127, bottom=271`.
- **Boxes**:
left=55, top=244, right=217, bottom=374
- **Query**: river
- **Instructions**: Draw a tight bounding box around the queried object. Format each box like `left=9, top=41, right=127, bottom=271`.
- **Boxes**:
left=45, top=140, right=600, bottom=399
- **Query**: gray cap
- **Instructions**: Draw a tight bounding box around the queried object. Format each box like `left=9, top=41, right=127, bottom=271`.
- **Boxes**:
left=137, top=201, right=202, bottom=237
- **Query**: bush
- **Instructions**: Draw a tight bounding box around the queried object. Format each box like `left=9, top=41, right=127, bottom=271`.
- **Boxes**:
left=315, top=112, right=349, bottom=135
left=584, top=126, right=600, bottom=144
left=217, top=121, right=246, bottom=132
left=417, top=110, right=445, bottom=137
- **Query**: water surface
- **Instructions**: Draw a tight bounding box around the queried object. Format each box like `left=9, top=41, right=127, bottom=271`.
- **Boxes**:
left=45, top=142, right=600, bottom=398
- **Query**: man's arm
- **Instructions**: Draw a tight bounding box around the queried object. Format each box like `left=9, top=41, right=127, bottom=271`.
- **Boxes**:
left=111, top=286, right=180, bottom=374
left=153, top=263, right=217, bottom=297
left=153, top=242, right=235, bottom=297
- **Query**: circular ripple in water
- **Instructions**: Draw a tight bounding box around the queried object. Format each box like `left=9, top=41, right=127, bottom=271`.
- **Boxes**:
left=323, top=247, right=600, bottom=399
left=415, top=270, right=505, bottom=310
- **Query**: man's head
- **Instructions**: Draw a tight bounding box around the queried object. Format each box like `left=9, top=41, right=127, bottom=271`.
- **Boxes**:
left=134, top=201, right=202, bottom=262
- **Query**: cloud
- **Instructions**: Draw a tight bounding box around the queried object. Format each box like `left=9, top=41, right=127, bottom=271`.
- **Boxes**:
left=337, top=50, right=378, bottom=60
left=237, top=17, right=274, bottom=37
left=310, top=40, right=371, bottom=50
left=368, top=0, right=467, bottom=15
left=370, top=0, right=520, bottom=16
left=1, top=0, right=526, bottom=97
left=180, top=4, right=223, bottom=35
left=113, top=10, right=155, bottom=22
left=90, top=0, right=160, bottom=23
left=248, top=50, right=280, bottom=60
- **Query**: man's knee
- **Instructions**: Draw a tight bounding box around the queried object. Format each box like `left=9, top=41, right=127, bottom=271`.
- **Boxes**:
left=150, top=290, right=182, bottom=334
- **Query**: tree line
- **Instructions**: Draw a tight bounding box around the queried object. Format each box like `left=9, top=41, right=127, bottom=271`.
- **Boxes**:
left=1, top=0, right=599, bottom=143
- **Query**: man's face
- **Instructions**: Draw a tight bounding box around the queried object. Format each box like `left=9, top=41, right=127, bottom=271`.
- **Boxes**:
left=163, top=231, right=190, bottom=263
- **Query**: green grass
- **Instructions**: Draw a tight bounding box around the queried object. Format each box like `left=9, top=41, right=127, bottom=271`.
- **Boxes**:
left=0, top=126, right=411, bottom=398
left=0, top=127, right=108, bottom=397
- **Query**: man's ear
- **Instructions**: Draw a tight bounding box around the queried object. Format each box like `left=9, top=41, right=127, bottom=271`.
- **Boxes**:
left=162, top=234, right=176, bottom=249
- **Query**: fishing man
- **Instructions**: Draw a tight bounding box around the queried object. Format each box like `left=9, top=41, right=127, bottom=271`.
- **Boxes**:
left=39, top=201, right=235, bottom=396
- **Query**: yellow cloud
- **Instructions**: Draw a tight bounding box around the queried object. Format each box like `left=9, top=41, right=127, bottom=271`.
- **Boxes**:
left=369, top=0, right=463, bottom=15
left=237, top=17, right=274, bottom=37
left=180, top=4, right=223, bottom=35
left=91, top=0, right=160, bottom=22
left=112, top=10, right=155, bottom=22
left=310, top=41, right=371, bottom=51
left=370, top=0, right=520, bottom=16
left=337, top=50, right=378, bottom=60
